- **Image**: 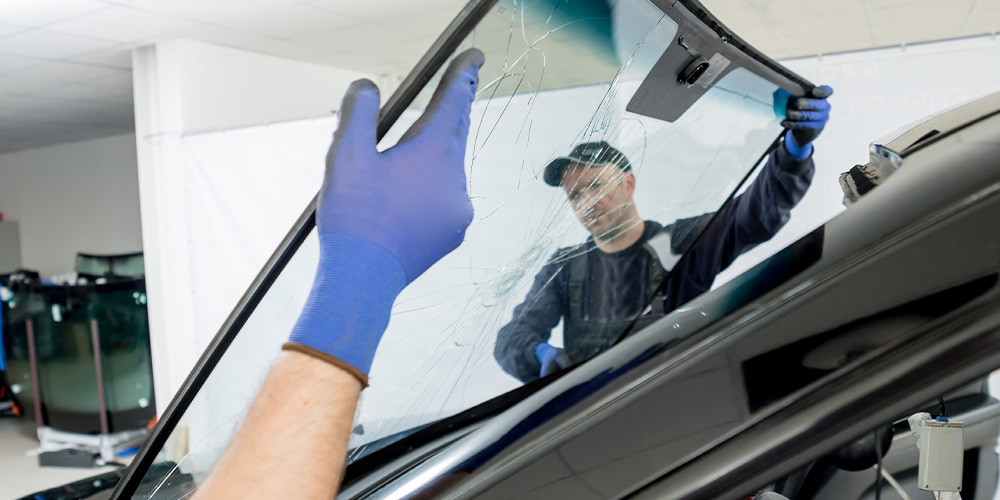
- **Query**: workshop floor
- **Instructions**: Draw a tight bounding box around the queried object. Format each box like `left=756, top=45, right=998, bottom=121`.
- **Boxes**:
left=0, top=416, right=117, bottom=499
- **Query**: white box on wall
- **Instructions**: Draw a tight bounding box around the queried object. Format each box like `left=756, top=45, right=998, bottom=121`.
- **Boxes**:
left=0, top=221, right=21, bottom=273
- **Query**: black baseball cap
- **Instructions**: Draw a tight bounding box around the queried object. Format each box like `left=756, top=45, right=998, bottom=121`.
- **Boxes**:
left=542, top=141, right=632, bottom=187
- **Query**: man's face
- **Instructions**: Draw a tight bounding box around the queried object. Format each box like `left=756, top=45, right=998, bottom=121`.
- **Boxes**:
left=560, top=163, right=636, bottom=238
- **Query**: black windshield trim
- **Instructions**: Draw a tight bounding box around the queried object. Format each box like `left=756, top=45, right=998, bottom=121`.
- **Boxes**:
left=675, top=0, right=814, bottom=92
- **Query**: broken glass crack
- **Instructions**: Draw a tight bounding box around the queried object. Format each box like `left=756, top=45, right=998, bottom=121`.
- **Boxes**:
left=130, top=0, right=796, bottom=494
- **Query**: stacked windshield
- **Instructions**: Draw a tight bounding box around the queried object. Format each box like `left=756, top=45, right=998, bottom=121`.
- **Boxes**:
left=126, top=0, right=796, bottom=497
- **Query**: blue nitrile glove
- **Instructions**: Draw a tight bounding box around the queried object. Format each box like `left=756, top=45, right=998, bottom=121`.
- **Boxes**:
left=535, top=343, right=571, bottom=378
left=284, top=49, right=485, bottom=386
left=782, top=85, right=833, bottom=160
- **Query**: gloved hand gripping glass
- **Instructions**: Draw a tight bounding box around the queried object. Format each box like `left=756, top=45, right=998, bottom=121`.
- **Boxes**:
left=284, top=49, right=486, bottom=387
left=535, top=343, right=572, bottom=378
left=781, top=85, right=833, bottom=160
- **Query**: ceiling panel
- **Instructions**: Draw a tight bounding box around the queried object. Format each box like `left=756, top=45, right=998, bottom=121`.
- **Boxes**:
left=0, top=0, right=998, bottom=154
left=290, top=22, right=425, bottom=51
left=160, top=24, right=279, bottom=49
left=379, top=7, right=467, bottom=40
left=373, top=36, right=441, bottom=70
left=310, top=0, right=468, bottom=22
left=0, top=0, right=110, bottom=28
left=46, top=6, right=200, bottom=43
left=220, top=4, right=358, bottom=39
left=126, top=0, right=301, bottom=23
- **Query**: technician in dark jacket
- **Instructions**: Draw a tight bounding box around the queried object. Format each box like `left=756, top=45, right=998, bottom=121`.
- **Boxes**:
left=494, top=86, right=833, bottom=382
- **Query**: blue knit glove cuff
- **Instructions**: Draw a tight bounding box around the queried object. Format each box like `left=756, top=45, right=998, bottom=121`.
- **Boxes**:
left=783, top=129, right=813, bottom=160
left=286, top=235, right=405, bottom=379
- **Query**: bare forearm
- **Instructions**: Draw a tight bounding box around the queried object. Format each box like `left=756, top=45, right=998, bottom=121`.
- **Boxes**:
left=193, top=351, right=362, bottom=499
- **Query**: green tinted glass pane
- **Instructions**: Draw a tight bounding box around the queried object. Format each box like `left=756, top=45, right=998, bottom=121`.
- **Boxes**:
left=3, top=281, right=154, bottom=434
left=76, top=252, right=146, bottom=278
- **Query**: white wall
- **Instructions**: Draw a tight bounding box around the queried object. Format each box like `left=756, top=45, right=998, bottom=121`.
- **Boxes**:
left=0, top=133, right=143, bottom=278
left=132, top=39, right=373, bottom=413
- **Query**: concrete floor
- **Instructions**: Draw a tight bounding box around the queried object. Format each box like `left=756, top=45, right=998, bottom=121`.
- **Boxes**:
left=0, top=416, right=117, bottom=499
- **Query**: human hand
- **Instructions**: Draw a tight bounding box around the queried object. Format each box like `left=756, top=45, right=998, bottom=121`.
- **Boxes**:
left=782, top=85, right=833, bottom=160
left=285, top=49, right=485, bottom=385
left=535, top=343, right=571, bottom=378
left=318, top=48, right=485, bottom=283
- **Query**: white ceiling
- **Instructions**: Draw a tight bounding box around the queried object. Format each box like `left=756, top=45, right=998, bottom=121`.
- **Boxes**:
left=0, top=0, right=997, bottom=153
left=0, top=0, right=467, bottom=153
left=705, top=0, right=1000, bottom=60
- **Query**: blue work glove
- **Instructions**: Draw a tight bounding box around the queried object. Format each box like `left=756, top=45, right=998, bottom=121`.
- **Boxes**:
left=535, top=343, right=571, bottom=378
left=782, top=85, right=833, bottom=160
left=284, top=49, right=485, bottom=386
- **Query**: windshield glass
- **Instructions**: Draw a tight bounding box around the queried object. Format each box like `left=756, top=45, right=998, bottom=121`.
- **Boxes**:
left=126, top=0, right=795, bottom=497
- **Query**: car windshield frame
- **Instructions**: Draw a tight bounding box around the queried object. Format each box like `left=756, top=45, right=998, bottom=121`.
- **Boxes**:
left=112, top=1, right=815, bottom=498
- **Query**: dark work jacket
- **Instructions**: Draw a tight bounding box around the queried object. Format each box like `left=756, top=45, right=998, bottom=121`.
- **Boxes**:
left=494, top=144, right=814, bottom=382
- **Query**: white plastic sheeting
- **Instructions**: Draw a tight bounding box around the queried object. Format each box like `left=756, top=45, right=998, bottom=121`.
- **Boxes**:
left=717, top=35, right=1000, bottom=285
left=165, top=120, right=325, bottom=408
left=177, top=118, right=331, bottom=361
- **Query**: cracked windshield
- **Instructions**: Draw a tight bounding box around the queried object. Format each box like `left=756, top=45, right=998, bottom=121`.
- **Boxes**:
left=132, top=0, right=793, bottom=496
